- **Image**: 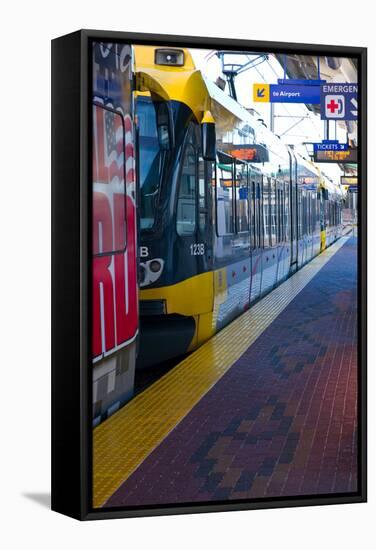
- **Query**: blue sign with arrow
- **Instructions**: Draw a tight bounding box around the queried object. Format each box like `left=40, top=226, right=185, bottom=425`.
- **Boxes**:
left=253, top=83, right=320, bottom=104
left=313, top=140, right=349, bottom=152
left=270, top=84, right=320, bottom=104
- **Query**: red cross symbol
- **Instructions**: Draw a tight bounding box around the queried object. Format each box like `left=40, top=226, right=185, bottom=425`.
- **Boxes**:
left=327, top=99, right=339, bottom=113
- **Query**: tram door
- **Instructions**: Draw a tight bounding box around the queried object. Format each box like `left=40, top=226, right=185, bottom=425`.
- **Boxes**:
left=249, top=173, right=263, bottom=302
left=176, top=132, right=213, bottom=275
left=289, top=152, right=298, bottom=270
left=319, top=187, right=327, bottom=251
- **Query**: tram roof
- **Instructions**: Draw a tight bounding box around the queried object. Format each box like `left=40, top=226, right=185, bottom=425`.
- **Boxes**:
left=134, top=46, right=343, bottom=191
left=134, top=46, right=271, bottom=139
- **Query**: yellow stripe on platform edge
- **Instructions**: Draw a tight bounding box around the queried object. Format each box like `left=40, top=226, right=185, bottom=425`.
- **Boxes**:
left=93, top=236, right=349, bottom=508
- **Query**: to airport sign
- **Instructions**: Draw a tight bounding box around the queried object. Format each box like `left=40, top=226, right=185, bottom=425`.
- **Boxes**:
left=253, top=83, right=320, bottom=104
left=320, top=83, right=358, bottom=120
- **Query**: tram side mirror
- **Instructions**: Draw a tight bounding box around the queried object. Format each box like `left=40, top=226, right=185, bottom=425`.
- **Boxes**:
left=201, top=122, right=216, bottom=161
left=155, top=101, right=175, bottom=151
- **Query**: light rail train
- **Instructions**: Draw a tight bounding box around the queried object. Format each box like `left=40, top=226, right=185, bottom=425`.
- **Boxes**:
left=134, top=46, right=345, bottom=368
left=90, top=43, right=346, bottom=422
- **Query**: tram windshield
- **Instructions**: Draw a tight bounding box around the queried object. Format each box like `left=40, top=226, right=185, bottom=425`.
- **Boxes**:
left=137, top=97, right=166, bottom=230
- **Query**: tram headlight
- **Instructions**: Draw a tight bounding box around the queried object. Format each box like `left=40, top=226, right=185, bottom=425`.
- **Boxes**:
left=139, top=258, right=165, bottom=288
left=149, top=259, right=162, bottom=273
left=155, top=49, right=184, bottom=66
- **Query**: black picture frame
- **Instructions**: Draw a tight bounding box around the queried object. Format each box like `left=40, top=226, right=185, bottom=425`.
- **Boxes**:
left=51, top=29, right=367, bottom=520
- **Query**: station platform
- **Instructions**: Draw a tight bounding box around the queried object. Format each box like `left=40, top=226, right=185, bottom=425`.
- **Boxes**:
left=93, top=236, right=358, bottom=508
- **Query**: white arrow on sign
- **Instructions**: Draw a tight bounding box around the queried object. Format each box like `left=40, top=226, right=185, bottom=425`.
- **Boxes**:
left=350, top=98, right=358, bottom=117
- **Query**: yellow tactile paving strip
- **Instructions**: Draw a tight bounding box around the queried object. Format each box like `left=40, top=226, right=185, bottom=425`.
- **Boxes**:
left=93, top=236, right=349, bottom=508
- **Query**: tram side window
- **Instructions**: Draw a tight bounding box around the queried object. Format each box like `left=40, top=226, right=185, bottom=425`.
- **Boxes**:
left=312, top=194, right=316, bottom=233
left=307, top=191, right=312, bottom=235
left=176, top=144, right=197, bottom=236
left=277, top=183, right=284, bottom=242
left=256, top=181, right=262, bottom=248
left=298, top=189, right=303, bottom=238
left=251, top=179, right=261, bottom=248
left=250, top=181, right=256, bottom=247
left=307, top=194, right=310, bottom=234
left=211, top=162, right=217, bottom=225
left=263, top=178, right=271, bottom=247
left=303, top=194, right=306, bottom=235
left=250, top=180, right=261, bottom=248
left=235, top=162, right=249, bottom=233
left=198, top=157, right=211, bottom=232
left=276, top=186, right=281, bottom=242
left=324, top=198, right=328, bottom=228
left=291, top=183, right=297, bottom=242
left=318, top=193, right=322, bottom=230
left=216, top=160, right=235, bottom=235
left=270, top=179, right=277, bottom=246
left=312, top=192, right=318, bottom=233
left=284, top=182, right=290, bottom=241
left=281, top=184, right=285, bottom=241
left=312, top=193, right=315, bottom=233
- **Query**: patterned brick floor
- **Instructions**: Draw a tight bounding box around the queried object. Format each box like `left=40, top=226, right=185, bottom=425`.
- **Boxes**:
left=107, top=238, right=358, bottom=507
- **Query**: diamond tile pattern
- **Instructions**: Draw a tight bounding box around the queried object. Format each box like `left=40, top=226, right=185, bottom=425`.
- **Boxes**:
left=94, top=237, right=357, bottom=508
